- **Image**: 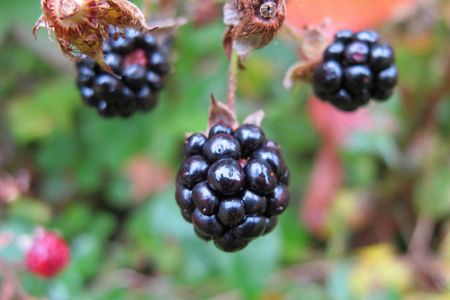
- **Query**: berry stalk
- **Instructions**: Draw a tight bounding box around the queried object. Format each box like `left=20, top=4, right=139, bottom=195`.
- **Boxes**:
left=226, top=49, right=239, bottom=117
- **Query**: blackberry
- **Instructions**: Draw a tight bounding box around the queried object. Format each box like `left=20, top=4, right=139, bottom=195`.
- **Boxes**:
left=176, top=123, right=290, bottom=252
left=313, top=29, right=397, bottom=111
left=75, top=28, right=171, bottom=118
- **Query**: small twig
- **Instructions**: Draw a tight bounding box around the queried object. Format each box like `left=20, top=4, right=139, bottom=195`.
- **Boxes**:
left=406, top=216, right=444, bottom=291
left=409, top=215, right=434, bottom=256
left=226, top=49, right=239, bottom=115
left=406, top=253, right=445, bottom=292
left=403, top=55, right=450, bottom=148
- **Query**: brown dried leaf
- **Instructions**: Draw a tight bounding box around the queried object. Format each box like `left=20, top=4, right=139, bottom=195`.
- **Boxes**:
left=208, top=95, right=239, bottom=130
left=282, top=26, right=330, bottom=89
left=243, top=110, right=265, bottom=126
left=300, top=27, right=329, bottom=61
left=283, top=60, right=320, bottom=89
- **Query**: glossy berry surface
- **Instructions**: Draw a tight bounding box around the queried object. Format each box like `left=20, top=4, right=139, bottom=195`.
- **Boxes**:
left=75, top=28, right=170, bottom=118
left=176, top=124, right=290, bottom=252
left=25, top=231, right=70, bottom=278
left=313, top=29, right=397, bottom=111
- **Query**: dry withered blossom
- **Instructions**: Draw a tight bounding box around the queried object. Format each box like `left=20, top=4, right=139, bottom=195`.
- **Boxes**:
left=283, top=26, right=329, bottom=89
left=223, top=0, right=286, bottom=58
left=33, top=0, right=154, bottom=72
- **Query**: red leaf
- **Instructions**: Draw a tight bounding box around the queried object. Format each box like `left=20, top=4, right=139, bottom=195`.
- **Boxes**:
left=308, top=97, right=372, bottom=146
left=302, top=98, right=372, bottom=235
left=301, top=142, right=342, bottom=236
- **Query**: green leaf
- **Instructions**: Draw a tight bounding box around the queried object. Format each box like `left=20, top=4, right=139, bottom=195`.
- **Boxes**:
left=415, top=167, right=450, bottom=220
left=7, top=198, right=51, bottom=224
left=8, top=78, right=79, bottom=143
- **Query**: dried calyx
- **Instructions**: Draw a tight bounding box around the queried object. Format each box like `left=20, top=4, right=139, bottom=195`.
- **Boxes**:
left=33, top=0, right=154, bottom=72
left=259, top=0, right=277, bottom=20
left=223, top=0, right=286, bottom=58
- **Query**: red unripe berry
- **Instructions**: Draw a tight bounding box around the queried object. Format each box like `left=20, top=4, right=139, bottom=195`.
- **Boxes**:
left=25, top=230, right=70, bottom=278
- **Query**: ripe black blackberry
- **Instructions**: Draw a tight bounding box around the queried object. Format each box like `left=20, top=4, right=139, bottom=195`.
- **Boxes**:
left=176, top=124, right=290, bottom=252
left=313, top=30, right=397, bottom=112
left=75, top=28, right=171, bottom=118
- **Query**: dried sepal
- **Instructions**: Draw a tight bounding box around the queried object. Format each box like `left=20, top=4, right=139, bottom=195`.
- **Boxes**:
left=283, top=60, right=321, bottom=89
left=300, top=26, right=329, bottom=61
left=223, top=0, right=286, bottom=59
left=208, top=95, right=239, bottom=130
left=33, top=0, right=155, bottom=72
left=243, top=110, right=265, bottom=127
left=283, top=26, right=329, bottom=89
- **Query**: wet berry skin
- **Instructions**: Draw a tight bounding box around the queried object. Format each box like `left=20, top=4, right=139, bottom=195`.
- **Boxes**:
left=370, top=44, right=395, bottom=71
left=217, top=198, right=246, bottom=226
left=324, top=41, right=345, bottom=61
left=214, top=231, right=248, bottom=252
left=177, top=155, right=209, bottom=189
left=242, top=189, right=267, bottom=214
left=192, top=181, right=219, bottom=216
left=203, top=134, right=241, bottom=162
left=233, top=124, right=266, bottom=157
left=232, top=216, right=266, bottom=240
left=175, top=184, right=194, bottom=222
left=184, top=133, right=207, bottom=157
left=376, top=66, right=398, bottom=89
left=192, top=209, right=224, bottom=237
left=343, top=41, right=370, bottom=65
left=207, top=158, right=245, bottom=195
left=245, top=159, right=277, bottom=195
left=263, top=216, right=278, bottom=235
left=344, top=65, right=373, bottom=94
left=209, top=124, right=233, bottom=137
left=75, top=28, right=171, bottom=118
left=330, top=89, right=359, bottom=112
left=313, top=29, right=397, bottom=111
left=313, top=60, right=343, bottom=96
left=176, top=124, right=290, bottom=252
left=355, top=30, right=379, bottom=44
left=251, top=147, right=287, bottom=178
left=266, top=185, right=290, bottom=216
left=194, top=227, right=212, bottom=241
left=335, top=29, right=353, bottom=42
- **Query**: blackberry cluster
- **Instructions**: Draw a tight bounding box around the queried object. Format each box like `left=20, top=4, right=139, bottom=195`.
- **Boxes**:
left=75, top=28, right=170, bottom=118
left=313, top=30, right=397, bottom=112
left=176, top=124, right=290, bottom=252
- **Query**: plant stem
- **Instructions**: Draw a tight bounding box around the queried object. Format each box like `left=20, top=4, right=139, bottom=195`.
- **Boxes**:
left=227, top=49, right=239, bottom=115
left=409, top=215, right=434, bottom=256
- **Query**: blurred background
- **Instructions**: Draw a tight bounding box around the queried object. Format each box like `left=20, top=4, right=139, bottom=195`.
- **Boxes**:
left=0, top=0, right=449, bottom=299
